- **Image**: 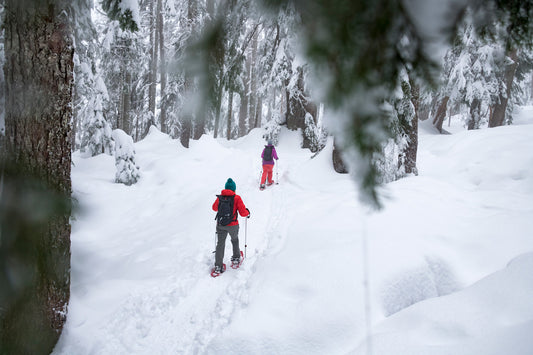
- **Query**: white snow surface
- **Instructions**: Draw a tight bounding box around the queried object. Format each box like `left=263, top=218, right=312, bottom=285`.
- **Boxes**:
left=54, top=108, right=533, bottom=354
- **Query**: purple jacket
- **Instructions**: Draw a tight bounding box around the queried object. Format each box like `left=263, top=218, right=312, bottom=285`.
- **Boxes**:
left=261, top=145, right=279, bottom=165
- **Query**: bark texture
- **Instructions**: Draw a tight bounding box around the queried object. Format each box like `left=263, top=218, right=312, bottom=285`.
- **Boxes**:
left=490, top=49, right=518, bottom=128
left=1, top=1, right=73, bottom=353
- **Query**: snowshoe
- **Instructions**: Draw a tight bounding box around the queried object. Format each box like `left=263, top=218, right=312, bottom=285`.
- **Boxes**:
left=210, top=263, right=226, bottom=277
left=230, top=251, right=244, bottom=269
left=259, top=184, right=265, bottom=190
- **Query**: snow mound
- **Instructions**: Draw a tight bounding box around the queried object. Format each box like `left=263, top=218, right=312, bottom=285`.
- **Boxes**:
left=380, top=256, right=461, bottom=316
left=354, top=252, right=533, bottom=355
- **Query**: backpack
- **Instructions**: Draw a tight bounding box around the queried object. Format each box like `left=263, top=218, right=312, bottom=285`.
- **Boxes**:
left=263, top=146, right=273, bottom=161
left=215, top=195, right=237, bottom=226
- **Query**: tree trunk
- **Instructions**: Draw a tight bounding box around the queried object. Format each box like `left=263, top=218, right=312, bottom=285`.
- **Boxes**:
left=432, top=95, right=449, bottom=133
left=121, top=70, right=132, bottom=135
left=1, top=1, right=73, bottom=353
left=182, top=0, right=196, bottom=146
left=405, top=78, right=419, bottom=175
left=332, top=138, right=348, bottom=173
left=227, top=91, right=234, bottom=139
left=287, top=67, right=318, bottom=150
left=238, top=46, right=251, bottom=136
left=157, top=0, right=167, bottom=133
left=490, top=49, right=518, bottom=127
left=148, top=0, right=157, bottom=121
left=248, top=29, right=258, bottom=131
left=254, top=96, right=263, bottom=128
left=468, top=98, right=481, bottom=130
left=213, top=63, right=225, bottom=139
left=238, top=91, right=249, bottom=137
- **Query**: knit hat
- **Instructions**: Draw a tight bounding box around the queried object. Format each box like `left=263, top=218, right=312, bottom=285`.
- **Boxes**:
left=225, top=178, right=236, bottom=191
left=267, top=140, right=273, bottom=145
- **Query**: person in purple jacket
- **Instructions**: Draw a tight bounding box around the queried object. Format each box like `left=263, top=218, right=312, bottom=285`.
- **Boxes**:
left=260, top=140, right=279, bottom=190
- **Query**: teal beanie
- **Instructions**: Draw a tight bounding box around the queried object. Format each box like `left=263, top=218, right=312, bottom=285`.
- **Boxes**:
left=225, top=178, right=236, bottom=191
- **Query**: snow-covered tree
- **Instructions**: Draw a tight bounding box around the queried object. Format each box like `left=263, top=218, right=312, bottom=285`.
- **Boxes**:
left=97, top=9, right=148, bottom=141
left=79, top=76, right=114, bottom=156
left=73, top=0, right=114, bottom=156
left=111, top=129, right=141, bottom=185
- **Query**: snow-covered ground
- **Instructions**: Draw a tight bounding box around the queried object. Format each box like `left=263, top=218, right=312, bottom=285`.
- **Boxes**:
left=53, top=108, right=533, bottom=354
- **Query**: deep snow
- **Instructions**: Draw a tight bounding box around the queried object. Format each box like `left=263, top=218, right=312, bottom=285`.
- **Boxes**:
left=54, top=108, right=533, bottom=354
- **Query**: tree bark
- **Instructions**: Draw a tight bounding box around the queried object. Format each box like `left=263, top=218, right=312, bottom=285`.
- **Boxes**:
left=238, top=45, right=251, bottom=136
left=405, top=78, right=419, bottom=175
left=490, top=49, right=518, bottom=127
left=248, top=29, right=259, bottom=131
left=2, top=1, right=73, bottom=353
left=181, top=0, right=196, bottom=146
left=121, top=70, right=132, bottom=135
left=148, top=0, right=157, bottom=121
left=227, top=90, right=234, bottom=139
left=468, top=98, right=481, bottom=130
left=432, top=95, right=449, bottom=133
left=157, top=0, right=167, bottom=133
left=332, top=138, right=348, bottom=173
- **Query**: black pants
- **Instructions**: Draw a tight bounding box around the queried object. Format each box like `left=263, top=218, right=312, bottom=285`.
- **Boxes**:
left=215, top=224, right=240, bottom=268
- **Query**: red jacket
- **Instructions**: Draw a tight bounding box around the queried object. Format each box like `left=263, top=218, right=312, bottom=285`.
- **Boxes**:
left=212, top=189, right=249, bottom=226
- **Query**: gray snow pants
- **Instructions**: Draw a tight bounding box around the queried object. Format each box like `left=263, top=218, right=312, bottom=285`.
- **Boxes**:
left=215, top=224, right=240, bottom=268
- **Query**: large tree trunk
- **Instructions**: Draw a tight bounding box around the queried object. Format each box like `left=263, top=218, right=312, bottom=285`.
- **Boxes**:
left=1, top=1, right=73, bottom=353
left=490, top=49, right=518, bottom=127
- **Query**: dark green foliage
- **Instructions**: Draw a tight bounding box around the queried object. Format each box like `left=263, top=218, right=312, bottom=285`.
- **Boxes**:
left=101, top=0, right=139, bottom=32
left=494, top=0, right=533, bottom=49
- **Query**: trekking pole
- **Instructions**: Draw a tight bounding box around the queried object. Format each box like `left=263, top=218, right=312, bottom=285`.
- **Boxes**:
left=213, top=222, right=217, bottom=253
left=276, top=162, right=279, bottom=184
left=244, top=217, right=248, bottom=259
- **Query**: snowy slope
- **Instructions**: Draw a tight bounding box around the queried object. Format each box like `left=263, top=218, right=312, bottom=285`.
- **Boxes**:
left=54, top=110, right=533, bottom=354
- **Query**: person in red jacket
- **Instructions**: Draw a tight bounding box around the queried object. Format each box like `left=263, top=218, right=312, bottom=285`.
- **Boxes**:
left=212, top=178, right=250, bottom=273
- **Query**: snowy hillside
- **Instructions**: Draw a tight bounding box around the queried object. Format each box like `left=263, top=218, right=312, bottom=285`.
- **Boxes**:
left=54, top=109, right=533, bottom=354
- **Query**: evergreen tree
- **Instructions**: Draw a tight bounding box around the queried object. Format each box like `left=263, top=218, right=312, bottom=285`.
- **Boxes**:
left=111, top=129, right=141, bottom=185
left=74, top=0, right=113, bottom=155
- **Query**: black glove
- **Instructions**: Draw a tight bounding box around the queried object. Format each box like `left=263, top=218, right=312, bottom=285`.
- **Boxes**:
left=246, top=208, right=251, bottom=218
